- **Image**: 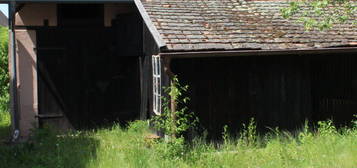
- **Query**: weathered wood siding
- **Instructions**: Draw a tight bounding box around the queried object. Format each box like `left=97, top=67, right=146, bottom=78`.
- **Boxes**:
left=36, top=11, right=144, bottom=129
left=143, top=24, right=160, bottom=118
left=171, top=53, right=357, bottom=138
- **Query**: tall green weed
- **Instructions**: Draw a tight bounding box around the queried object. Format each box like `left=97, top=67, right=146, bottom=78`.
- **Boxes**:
left=0, top=119, right=356, bottom=168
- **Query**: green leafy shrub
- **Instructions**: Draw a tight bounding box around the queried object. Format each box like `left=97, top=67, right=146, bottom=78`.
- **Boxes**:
left=0, top=26, right=9, bottom=101
left=298, top=121, right=314, bottom=144
left=153, top=136, right=186, bottom=160
left=317, top=120, right=337, bottom=136
left=0, top=26, right=9, bottom=110
left=150, top=76, right=199, bottom=160
left=281, top=0, right=356, bottom=30
left=239, top=118, right=258, bottom=147
left=151, top=75, right=198, bottom=138
left=0, top=26, right=10, bottom=139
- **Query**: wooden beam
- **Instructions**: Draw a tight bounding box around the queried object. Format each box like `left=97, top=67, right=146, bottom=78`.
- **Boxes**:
left=9, top=1, right=20, bottom=141
left=36, top=114, right=64, bottom=119
left=159, top=47, right=357, bottom=59
left=162, top=57, right=177, bottom=138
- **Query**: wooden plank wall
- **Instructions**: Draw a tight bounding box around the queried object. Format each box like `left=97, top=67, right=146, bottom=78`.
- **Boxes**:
left=36, top=14, right=144, bottom=129
left=143, top=25, right=160, bottom=118
left=310, top=54, right=357, bottom=126
left=171, top=53, right=356, bottom=138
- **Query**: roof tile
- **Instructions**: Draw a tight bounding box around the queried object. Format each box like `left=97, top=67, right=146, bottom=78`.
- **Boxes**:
left=142, top=0, right=357, bottom=51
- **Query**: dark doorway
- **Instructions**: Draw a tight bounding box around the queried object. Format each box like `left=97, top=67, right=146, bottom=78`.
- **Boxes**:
left=57, top=4, right=104, bottom=27
left=37, top=4, right=143, bottom=129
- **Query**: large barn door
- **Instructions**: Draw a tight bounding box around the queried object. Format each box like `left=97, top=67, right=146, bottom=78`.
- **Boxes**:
left=37, top=47, right=72, bottom=130
left=36, top=8, right=144, bottom=129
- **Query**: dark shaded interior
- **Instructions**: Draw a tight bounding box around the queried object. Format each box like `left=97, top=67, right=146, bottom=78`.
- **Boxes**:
left=58, top=4, right=104, bottom=27
left=36, top=4, right=143, bottom=129
left=171, top=53, right=357, bottom=138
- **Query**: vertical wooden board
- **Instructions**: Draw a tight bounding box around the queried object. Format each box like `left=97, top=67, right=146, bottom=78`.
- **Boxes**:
left=37, top=27, right=143, bottom=129
left=171, top=55, right=319, bottom=137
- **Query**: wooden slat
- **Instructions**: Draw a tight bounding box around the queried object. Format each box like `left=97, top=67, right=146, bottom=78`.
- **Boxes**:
left=168, top=54, right=357, bottom=138
left=36, top=114, right=64, bottom=119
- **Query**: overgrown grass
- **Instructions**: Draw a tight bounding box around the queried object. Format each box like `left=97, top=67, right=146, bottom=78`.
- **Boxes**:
left=0, top=119, right=356, bottom=168
left=0, top=106, right=10, bottom=140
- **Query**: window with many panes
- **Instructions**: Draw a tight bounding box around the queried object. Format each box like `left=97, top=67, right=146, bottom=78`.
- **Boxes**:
left=152, top=55, right=161, bottom=115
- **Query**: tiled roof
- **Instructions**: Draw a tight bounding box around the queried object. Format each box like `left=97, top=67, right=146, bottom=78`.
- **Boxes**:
left=142, top=0, right=357, bottom=51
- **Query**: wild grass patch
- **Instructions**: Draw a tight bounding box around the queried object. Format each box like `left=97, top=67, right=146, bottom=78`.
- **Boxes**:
left=0, top=119, right=355, bottom=168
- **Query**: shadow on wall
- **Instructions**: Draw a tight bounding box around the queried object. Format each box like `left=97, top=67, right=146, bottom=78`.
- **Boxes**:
left=15, top=4, right=56, bottom=27
left=0, top=129, right=100, bottom=168
left=16, top=34, right=38, bottom=138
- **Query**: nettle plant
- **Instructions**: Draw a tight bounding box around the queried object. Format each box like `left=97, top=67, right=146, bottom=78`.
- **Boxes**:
left=151, top=76, right=198, bottom=139
left=281, top=0, right=356, bottom=30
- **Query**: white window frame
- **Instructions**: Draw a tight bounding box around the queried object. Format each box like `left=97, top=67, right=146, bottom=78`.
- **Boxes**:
left=152, top=55, right=161, bottom=115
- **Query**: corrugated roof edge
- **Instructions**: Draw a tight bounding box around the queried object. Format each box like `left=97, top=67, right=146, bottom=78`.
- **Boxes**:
left=134, top=0, right=166, bottom=50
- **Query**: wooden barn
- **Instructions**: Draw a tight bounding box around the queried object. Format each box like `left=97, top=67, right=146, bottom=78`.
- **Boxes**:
left=2, top=0, right=357, bottom=139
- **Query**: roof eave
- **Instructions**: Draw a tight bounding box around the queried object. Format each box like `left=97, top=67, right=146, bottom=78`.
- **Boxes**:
left=159, top=47, right=357, bottom=59
left=134, top=0, right=167, bottom=50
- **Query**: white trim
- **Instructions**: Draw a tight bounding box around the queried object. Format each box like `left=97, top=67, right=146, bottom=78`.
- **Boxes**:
left=152, top=55, right=161, bottom=115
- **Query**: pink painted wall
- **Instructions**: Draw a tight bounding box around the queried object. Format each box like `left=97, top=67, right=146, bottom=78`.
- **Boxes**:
left=15, top=30, right=38, bottom=138
left=13, top=3, right=56, bottom=137
left=15, top=3, right=57, bottom=26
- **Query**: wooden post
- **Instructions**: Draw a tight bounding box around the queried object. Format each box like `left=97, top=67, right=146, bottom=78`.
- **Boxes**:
left=8, top=1, right=20, bottom=141
left=163, top=57, right=177, bottom=138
